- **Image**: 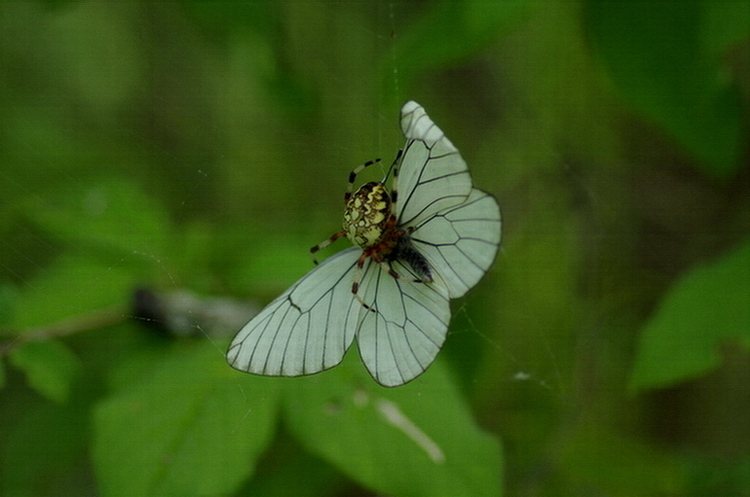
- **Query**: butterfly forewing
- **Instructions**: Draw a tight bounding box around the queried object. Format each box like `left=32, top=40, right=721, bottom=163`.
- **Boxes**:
left=397, top=101, right=473, bottom=227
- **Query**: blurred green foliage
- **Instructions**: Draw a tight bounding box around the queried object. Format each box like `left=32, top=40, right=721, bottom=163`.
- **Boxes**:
left=1, top=1, right=748, bottom=496
left=632, top=239, right=750, bottom=390
left=586, top=0, right=748, bottom=178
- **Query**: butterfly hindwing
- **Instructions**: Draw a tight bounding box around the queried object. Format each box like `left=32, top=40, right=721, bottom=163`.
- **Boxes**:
left=356, top=259, right=451, bottom=387
left=410, top=188, right=502, bottom=299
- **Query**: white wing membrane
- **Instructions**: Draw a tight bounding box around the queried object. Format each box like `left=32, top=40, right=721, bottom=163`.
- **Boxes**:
left=356, top=260, right=451, bottom=387
left=397, top=101, right=473, bottom=227
left=228, top=101, right=501, bottom=387
left=227, top=248, right=363, bottom=377
left=228, top=246, right=453, bottom=387
left=411, top=188, right=501, bottom=299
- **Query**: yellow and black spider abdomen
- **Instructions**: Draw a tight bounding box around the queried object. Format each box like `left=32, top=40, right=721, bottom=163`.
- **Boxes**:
left=343, top=182, right=393, bottom=249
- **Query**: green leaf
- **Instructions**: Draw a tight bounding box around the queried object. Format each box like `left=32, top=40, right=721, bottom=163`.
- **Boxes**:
left=8, top=340, right=81, bottom=403
left=559, top=425, right=682, bottom=495
left=392, top=1, right=530, bottom=89
left=245, top=442, right=351, bottom=497
left=702, top=1, right=750, bottom=56
left=631, top=239, right=750, bottom=390
left=93, top=341, right=279, bottom=497
left=283, top=352, right=503, bottom=497
left=1, top=396, right=91, bottom=496
left=229, top=229, right=314, bottom=297
left=12, top=253, right=135, bottom=329
left=585, top=0, right=746, bottom=178
left=0, top=282, right=15, bottom=328
left=23, top=177, right=170, bottom=256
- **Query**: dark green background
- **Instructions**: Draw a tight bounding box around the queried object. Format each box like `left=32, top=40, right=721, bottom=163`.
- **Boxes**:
left=1, top=1, right=748, bottom=496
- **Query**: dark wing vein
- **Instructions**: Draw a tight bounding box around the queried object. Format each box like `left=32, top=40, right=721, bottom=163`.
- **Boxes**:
left=356, top=258, right=451, bottom=387
left=396, top=108, right=473, bottom=228
left=227, top=247, right=362, bottom=377
left=409, top=188, right=502, bottom=299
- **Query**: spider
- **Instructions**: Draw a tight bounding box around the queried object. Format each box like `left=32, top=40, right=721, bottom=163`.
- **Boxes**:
left=309, top=151, right=434, bottom=312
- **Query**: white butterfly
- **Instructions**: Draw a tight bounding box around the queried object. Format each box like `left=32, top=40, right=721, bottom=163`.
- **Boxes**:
left=227, top=101, right=501, bottom=387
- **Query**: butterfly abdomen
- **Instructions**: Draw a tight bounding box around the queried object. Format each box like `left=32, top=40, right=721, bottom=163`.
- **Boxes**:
left=392, top=235, right=433, bottom=282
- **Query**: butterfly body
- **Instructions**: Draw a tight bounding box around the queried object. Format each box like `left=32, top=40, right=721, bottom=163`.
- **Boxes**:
left=391, top=234, right=433, bottom=283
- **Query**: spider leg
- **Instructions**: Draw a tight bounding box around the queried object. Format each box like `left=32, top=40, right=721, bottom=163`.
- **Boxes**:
left=371, top=251, right=425, bottom=284
left=352, top=241, right=429, bottom=313
left=385, top=149, right=404, bottom=215
left=378, top=151, right=432, bottom=285
left=310, top=231, right=346, bottom=265
left=311, top=158, right=381, bottom=265
left=351, top=251, right=377, bottom=312
left=344, top=158, right=381, bottom=203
